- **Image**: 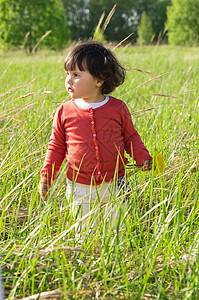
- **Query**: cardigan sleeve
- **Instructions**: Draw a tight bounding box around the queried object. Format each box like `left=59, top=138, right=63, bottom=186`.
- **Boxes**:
left=121, top=103, right=152, bottom=165
left=41, top=105, right=67, bottom=184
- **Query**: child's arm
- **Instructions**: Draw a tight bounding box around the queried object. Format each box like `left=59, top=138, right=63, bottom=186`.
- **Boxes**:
left=39, top=105, right=66, bottom=198
left=121, top=103, right=152, bottom=169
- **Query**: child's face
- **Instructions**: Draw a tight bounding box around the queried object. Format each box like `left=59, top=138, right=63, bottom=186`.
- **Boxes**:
left=65, top=66, right=104, bottom=103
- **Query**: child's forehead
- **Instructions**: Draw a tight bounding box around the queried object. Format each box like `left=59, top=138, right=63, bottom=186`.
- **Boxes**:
left=65, top=57, right=88, bottom=72
left=67, top=65, right=85, bottom=73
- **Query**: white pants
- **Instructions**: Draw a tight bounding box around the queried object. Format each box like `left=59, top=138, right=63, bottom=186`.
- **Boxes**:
left=66, top=179, right=128, bottom=235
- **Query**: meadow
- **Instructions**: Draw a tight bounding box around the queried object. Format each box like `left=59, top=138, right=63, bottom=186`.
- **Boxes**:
left=0, top=45, right=198, bottom=299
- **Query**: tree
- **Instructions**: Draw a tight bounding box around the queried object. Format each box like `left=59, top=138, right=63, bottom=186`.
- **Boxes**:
left=62, top=0, right=170, bottom=44
left=137, top=11, right=154, bottom=44
left=152, top=0, right=171, bottom=41
left=0, top=0, right=71, bottom=52
left=134, top=0, right=171, bottom=42
left=88, top=0, right=136, bottom=42
left=63, top=0, right=136, bottom=43
left=166, top=0, right=199, bottom=46
left=62, top=0, right=90, bottom=41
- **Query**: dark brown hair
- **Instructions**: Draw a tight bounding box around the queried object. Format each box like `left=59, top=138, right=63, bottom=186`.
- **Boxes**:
left=64, top=41, right=126, bottom=94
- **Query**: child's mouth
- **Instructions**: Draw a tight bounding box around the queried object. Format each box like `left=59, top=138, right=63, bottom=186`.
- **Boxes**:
left=68, top=87, right=74, bottom=93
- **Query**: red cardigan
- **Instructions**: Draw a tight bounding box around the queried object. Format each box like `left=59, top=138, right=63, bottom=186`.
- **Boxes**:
left=41, top=96, right=152, bottom=185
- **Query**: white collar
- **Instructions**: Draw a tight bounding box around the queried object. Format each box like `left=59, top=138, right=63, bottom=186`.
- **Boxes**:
left=75, top=95, right=109, bottom=109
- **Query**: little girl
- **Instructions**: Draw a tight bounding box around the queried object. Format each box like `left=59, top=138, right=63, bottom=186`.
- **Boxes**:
left=39, top=41, right=152, bottom=231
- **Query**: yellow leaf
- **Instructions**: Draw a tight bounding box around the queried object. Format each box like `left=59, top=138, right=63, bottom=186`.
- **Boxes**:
left=155, top=152, right=165, bottom=175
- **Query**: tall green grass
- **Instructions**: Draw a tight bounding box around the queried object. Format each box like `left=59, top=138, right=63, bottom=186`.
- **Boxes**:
left=0, top=45, right=198, bottom=299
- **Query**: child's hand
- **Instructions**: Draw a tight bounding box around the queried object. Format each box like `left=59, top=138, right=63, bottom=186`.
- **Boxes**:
left=141, top=159, right=152, bottom=171
left=39, top=181, right=50, bottom=199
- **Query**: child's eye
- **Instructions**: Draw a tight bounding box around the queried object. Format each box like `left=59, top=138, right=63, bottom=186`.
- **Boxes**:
left=74, top=73, right=80, bottom=77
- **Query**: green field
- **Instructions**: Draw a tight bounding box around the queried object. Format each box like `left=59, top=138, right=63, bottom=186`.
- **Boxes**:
left=0, top=45, right=199, bottom=299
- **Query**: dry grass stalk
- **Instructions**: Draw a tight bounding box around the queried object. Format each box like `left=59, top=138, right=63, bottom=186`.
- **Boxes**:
left=15, top=288, right=106, bottom=300
left=156, top=28, right=167, bottom=45
left=134, top=72, right=170, bottom=89
left=129, top=68, right=152, bottom=74
left=132, top=104, right=187, bottom=118
left=11, top=290, right=61, bottom=300
left=0, top=78, right=37, bottom=98
left=31, top=30, right=52, bottom=54
left=0, top=102, right=36, bottom=123
left=102, top=4, right=117, bottom=34
left=152, top=93, right=177, bottom=98
left=156, top=31, right=162, bottom=45
left=94, top=12, right=105, bottom=37
left=150, top=33, right=156, bottom=44
left=0, top=60, right=13, bottom=81
left=113, top=32, right=134, bottom=50
left=142, top=89, right=198, bottom=99
left=173, top=89, right=198, bottom=96
left=15, top=92, right=36, bottom=100
left=39, top=246, right=85, bottom=255
left=23, top=32, right=30, bottom=49
left=131, top=106, right=164, bottom=115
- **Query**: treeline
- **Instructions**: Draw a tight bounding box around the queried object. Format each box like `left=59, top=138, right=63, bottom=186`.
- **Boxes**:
left=62, top=0, right=170, bottom=43
left=0, top=0, right=198, bottom=52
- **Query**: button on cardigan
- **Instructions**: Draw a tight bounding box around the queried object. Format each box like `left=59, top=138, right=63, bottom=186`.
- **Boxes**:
left=41, top=96, right=152, bottom=185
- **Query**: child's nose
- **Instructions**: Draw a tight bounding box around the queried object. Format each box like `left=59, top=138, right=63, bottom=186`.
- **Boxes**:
left=66, top=74, right=72, bottom=85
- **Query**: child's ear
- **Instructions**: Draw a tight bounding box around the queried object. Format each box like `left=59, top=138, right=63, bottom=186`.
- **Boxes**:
left=96, top=80, right=104, bottom=88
